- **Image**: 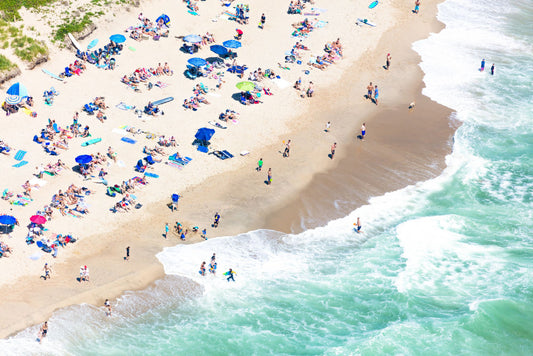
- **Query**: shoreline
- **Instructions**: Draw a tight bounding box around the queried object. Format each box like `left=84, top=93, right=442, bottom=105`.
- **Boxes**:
left=0, top=0, right=453, bottom=339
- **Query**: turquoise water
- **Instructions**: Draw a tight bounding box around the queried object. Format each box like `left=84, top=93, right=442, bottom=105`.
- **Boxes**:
left=3, top=0, right=533, bottom=354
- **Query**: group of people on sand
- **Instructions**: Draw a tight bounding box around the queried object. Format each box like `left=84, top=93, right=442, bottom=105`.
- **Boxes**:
left=366, top=82, right=379, bottom=105
left=129, top=14, right=170, bottom=41
left=199, top=253, right=219, bottom=276
left=2, top=96, right=34, bottom=116
left=121, top=64, right=173, bottom=90
left=288, top=0, right=310, bottom=14
left=62, top=60, right=86, bottom=77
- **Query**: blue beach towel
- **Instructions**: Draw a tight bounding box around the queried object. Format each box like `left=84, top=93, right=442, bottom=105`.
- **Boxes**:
left=14, top=150, right=27, bottom=161
left=12, top=160, right=28, bottom=168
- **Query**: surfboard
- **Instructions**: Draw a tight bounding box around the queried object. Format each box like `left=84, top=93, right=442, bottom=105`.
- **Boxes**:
left=42, top=69, right=64, bottom=81
left=81, top=138, right=102, bottom=147
left=68, top=33, right=81, bottom=51
left=144, top=172, right=159, bottom=178
left=87, top=39, right=98, bottom=50
left=188, top=10, right=199, bottom=16
left=152, top=97, right=174, bottom=106
left=369, top=1, right=378, bottom=9
left=356, top=18, right=376, bottom=27
left=209, top=120, right=227, bottom=129
left=121, top=137, right=136, bottom=144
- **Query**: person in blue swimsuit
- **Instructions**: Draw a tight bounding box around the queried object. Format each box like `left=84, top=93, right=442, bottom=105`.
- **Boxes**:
left=374, top=85, right=379, bottom=105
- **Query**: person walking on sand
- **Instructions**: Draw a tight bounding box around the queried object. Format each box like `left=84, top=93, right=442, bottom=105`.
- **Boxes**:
left=325, top=121, right=331, bottom=132
left=267, top=168, right=272, bottom=185
left=257, top=157, right=263, bottom=171
left=260, top=13, right=266, bottom=29
left=366, top=82, right=374, bottom=100
left=386, top=53, right=392, bottom=70
left=414, top=0, right=420, bottom=14
left=331, top=143, right=336, bottom=159
left=201, top=228, right=207, bottom=240
left=361, top=123, right=366, bottom=141
left=374, top=85, right=379, bottom=105
left=283, top=140, right=291, bottom=157
left=164, top=223, right=169, bottom=238
left=491, top=63, right=495, bottom=75
left=126, top=246, right=130, bottom=261
left=37, top=321, right=48, bottom=343
left=42, top=263, right=51, bottom=280
left=105, top=299, right=112, bottom=316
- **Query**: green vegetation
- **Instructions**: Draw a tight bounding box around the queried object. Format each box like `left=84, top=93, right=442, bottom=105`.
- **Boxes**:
left=0, top=0, right=55, bottom=21
left=54, top=14, right=93, bottom=41
left=12, top=36, right=47, bottom=61
left=0, top=54, right=17, bottom=71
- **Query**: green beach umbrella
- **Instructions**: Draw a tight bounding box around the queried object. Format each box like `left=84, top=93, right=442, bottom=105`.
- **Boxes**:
left=236, top=81, right=255, bottom=92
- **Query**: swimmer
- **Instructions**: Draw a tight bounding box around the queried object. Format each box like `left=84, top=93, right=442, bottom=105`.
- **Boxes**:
left=199, top=261, right=206, bottom=276
left=226, top=268, right=236, bottom=282
left=354, top=217, right=363, bottom=233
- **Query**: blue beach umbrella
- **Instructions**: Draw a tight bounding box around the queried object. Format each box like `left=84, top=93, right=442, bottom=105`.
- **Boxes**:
left=156, top=14, right=170, bottom=26
left=222, top=40, right=241, bottom=49
left=187, top=57, right=207, bottom=67
left=5, top=95, right=23, bottom=105
left=195, top=128, right=215, bottom=142
left=210, top=44, right=228, bottom=56
left=184, top=34, right=202, bottom=43
left=109, top=34, right=126, bottom=43
left=6, top=82, right=28, bottom=97
left=0, top=215, right=16, bottom=225
left=75, top=154, right=93, bottom=165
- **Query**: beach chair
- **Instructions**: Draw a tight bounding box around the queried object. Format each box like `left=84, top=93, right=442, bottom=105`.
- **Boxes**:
left=64, top=67, right=73, bottom=77
left=135, top=159, right=146, bottom=173
left=145, top=155, right=156, bottom=165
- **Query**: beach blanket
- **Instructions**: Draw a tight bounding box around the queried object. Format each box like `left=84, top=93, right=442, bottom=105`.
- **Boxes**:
left=166, top=161, right=183, bottom=170
left=155, top=82, right=169, bottom=88
left=116, top=102, right=135, bottom=110
left=12, top=160, right=28, bottom=168
left=14, top=150, right=27, bottom=161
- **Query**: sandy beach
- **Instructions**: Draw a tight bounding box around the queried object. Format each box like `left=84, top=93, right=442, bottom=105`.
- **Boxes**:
left=0, top=0, right=454, bottom=339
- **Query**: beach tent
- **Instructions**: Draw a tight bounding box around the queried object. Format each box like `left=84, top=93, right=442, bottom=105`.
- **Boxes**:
left=187, top=57, right=207, bottom=67
left=5, top=82, right=28, bottom=105
left=195, top=128, right=215, bottom=142
left=210, top=45, right=228, bottom=56
left=0, top=215, right=16, bottom=233
left=156, top=14, right=170, bottom=26
left=223, top=40, right=241, bottom=49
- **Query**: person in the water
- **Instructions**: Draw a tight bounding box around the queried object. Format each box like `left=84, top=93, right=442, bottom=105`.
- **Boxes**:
left=226, top=268, right=236, bottom=282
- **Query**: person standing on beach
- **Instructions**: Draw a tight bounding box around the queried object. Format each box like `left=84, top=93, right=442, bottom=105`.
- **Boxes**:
left=105, top=299, right=112, bottom=317
left=361, top=123, right=366, bottom=141
left=164, top=223, right=169, bottom=238
left=37, top=321, right=48, bottom=343
left=374, top=85, right=379, bottom=105
left=126, top=246, right=130, bottom=261
left=386, top=53, right=392, bottom=70
left=257, top=158, right=263, bottom=171
left=480, top=58, right=485, bottom=72
left=331, top=143, right=336, bottom=159
left=325, top=121, right=331, bottom=132
left=213, top=212, right=220, bottom=228
left=84, top=265, right=90, bottom=282
left=42, top=263, right=51, bottom=280
left=491, top=63, right=495, bottom=75
left=260, top=13, right=266, bottom=29
left=201, top=228, right=207, bottom=240
left=366, top=82, right=374, bottom=100
left=283, top=140, right=291, bottom=157
left=267, top=168, right=272, bottom=185
left=414, top=0, right=420, bottom=14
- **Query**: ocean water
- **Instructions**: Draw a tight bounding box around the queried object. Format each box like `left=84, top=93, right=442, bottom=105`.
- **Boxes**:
left=3, top=0, right=533, bottom=354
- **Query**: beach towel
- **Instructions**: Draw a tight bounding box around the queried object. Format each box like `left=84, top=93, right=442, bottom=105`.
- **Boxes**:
left=12, top=160, right=28, bottom=168
left=14, top=150, right=27, bottom=161
left=116, top=102, right=135, bottom=110
left=166, top=161, right=183, bottom=170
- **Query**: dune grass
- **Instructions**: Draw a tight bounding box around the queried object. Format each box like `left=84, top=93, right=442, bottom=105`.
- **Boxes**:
left=54, top=14, right=93, bottom=41
left=0, top=0, right=55, bottom=21
left=0, top=54, right=17, bottom=71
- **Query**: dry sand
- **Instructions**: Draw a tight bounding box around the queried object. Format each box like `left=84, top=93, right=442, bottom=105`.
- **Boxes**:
left=0, top=0, right=454, bottom=338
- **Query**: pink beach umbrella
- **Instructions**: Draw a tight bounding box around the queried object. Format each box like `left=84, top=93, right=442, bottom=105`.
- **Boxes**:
left=30, top=215, right=47, bottom=225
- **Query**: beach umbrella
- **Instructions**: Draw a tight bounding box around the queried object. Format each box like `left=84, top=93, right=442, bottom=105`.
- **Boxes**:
left=187, top=57, right=207, bottom=67
left=75, top=154, right=93, bottom=165
left=0, top=215, right=16, bottom=225
left=236, top=81, right=255, bottom=92
left=195, top=128, right=215, bottom=142
left=223, top=40, right=241, bottom=49
left=109, top=34, right=126, bottom=43
left=30, top=215, right=47, bottom=225
left=210, top=44, right=228, bottom=56
left=6, top=82, right=28, bottom=98
left=156, top=14, right=170, bottom=26
left=184, top=34, right=202, bottom=43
